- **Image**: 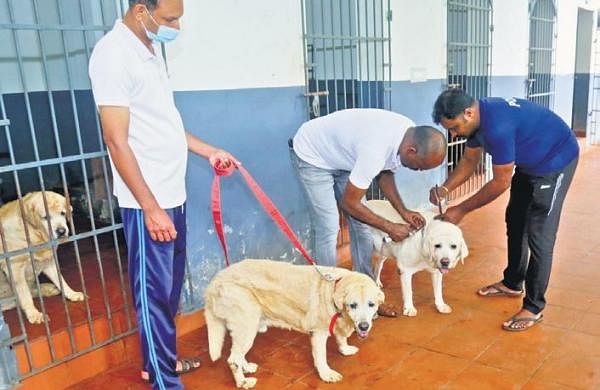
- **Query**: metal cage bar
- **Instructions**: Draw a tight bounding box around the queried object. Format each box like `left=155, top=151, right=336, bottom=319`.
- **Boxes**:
left=446, top=0, right=493, bottom=200
left=0, top=0, right=136, bottom=381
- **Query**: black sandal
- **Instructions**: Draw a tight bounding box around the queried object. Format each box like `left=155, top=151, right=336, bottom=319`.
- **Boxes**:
left=175, top=357, right=201, bottom=375
left=141, top=357, right=201, bottom=381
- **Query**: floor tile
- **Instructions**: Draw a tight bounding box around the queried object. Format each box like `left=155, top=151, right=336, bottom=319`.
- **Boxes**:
left=423, top=309, right=503, bottom=359
left=573, top=312, right=600, bottom=337
left=445, top=362, right=530, bottom=389
left=476, top=325, right=566, bottom=375
left=532, top=353, right=600, bottom=389
left=370, top=348, right=470, bottom=389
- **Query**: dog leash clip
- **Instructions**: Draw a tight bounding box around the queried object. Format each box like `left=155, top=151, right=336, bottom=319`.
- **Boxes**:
left=312, top=264, right=336, bottom=282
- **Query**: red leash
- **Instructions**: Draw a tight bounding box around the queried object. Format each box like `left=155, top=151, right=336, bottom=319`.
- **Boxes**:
left=211, top=161, right=317, bottom=267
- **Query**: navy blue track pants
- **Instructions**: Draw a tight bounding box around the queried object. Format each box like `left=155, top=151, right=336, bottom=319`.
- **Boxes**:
left=121, top=204, right=186, bottom=390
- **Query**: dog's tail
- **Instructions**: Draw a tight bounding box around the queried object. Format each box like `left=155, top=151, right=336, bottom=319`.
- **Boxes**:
left=205, top=299, right=226, bottom=361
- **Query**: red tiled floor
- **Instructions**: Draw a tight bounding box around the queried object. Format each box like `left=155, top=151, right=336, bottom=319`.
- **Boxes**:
left=62, top=146, right=600, bottom=389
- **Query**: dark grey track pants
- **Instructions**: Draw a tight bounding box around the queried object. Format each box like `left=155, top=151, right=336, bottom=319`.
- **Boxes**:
left=502, top=157, right=578, bottom=314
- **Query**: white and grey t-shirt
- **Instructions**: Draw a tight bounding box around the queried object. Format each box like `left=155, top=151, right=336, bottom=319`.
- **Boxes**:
left=293, top=109, right=414, bottom=189
left=89, top=20, right=188, bottom=209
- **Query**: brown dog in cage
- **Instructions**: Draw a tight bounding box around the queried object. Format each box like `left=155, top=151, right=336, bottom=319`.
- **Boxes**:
left=0, top=191, right=84, bottom=324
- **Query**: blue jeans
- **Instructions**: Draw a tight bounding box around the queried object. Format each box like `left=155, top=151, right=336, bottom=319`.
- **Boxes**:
left=289, top=147, right=374, bottom=277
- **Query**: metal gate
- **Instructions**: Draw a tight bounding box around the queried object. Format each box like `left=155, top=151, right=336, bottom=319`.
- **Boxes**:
left=527, top=0, right=557, bottom=108
left=301, top=0, right=392, bottom=206
left=301, top=0, right=392, bottom=119
left=0, top=0, right=136, bottom=382
left=446, top=0, right=493, bottom=199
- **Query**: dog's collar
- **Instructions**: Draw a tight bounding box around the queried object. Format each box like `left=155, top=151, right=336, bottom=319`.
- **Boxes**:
left=329, top=277, right=343, bottom=336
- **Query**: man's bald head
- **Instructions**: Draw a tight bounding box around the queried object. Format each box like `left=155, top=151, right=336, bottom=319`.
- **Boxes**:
left=400, top=126, right=447, bottom=170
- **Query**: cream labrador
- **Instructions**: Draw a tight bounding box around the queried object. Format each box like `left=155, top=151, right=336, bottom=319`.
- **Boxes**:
left=0, top=191, right=84, bottom=324
left=204, top=259, right=384, bottom=389
left=366, top=200, right=468, bottom=317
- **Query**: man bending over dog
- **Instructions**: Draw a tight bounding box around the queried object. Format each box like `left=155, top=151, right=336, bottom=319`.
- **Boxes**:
left=289, top=108, right=447, bottom=317
left=89, top=0, right=238, bottom=388
left=430, top=89, right=578, bottom=331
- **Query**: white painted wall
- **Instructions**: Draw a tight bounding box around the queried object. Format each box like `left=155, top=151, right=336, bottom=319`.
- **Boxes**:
left=389, top=0, right=446, bottom=82
left=166, top=0, right=305, bottom=91
left=491, top=0, right=529, bottom=80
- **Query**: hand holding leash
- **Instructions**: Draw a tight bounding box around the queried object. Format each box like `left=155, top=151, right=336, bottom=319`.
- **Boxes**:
left=387, top=223, right=417, bottom=242
left=430, top=185, right=449, bottom=207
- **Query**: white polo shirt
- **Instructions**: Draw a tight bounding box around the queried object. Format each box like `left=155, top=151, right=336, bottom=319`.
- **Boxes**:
left=88, top=20, right=188, bottom=209
left=292, top=109, right=414, bottom=189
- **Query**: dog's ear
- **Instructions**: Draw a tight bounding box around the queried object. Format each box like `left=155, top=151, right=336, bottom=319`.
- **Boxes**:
left=23, top=193, right=42, bottom=224
left=459, top=235, right=469, bottom=264
left=420, top=233, right=433, bottom=260
left=333, top=283, right=346, bottom=312
left=377, top=288, right=385, bottom=305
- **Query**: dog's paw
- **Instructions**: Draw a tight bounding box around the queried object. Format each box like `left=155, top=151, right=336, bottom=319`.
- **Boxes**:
left=39, top=283, right=61, bottom=297
left=257, top=324, right=268, bottom=333
left=319, top=368, right=343, bottom=383
left=242, top=362, right=258, bottom=374
left=436, top=303, right=452, bottom=314
left=25, top=309, right=47, bottom=324
left=236, top=377, right=257, bottom=389
left=403, top=306, right=417, bottom=317
left=339, top=345, right=359, bottom=356
left=65, top=291, right=85, bottom=302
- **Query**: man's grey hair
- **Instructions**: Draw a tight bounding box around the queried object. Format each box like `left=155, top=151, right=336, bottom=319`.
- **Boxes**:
left=129, top=0, right=159, bottom=10
left=412, top=126, right=447, bottom=158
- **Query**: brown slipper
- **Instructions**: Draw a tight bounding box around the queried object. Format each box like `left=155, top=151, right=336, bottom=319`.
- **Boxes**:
left=376, top=303, right=398, bottom=318
left=477, top=282, right=523, bottom=297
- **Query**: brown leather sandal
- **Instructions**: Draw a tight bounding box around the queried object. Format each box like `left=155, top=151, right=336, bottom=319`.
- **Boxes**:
left=376, top=303, right=398, bottom=318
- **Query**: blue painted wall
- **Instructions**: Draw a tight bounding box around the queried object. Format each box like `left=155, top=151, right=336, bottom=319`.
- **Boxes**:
left=174, top=86, right=312, bottom=309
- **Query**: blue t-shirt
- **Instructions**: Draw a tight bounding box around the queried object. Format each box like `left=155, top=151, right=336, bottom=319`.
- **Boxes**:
left=466, top=97, right=579, bottom=175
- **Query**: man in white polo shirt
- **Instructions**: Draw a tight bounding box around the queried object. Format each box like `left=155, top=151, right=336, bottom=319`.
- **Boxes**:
left=89, top=1, right=237, bottom=388
left=290, top=108, right=447, bottom=317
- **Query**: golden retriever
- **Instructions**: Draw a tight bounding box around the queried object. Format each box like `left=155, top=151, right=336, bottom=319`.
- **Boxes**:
left=366, top=200, right=468, bottom=317
left=204, top=259, right=384, bottom=389
left=0, top=191, right=84, bottom=324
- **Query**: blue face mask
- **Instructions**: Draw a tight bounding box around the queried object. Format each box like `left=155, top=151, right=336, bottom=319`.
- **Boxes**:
left=141, top=7, right=179, bottom=43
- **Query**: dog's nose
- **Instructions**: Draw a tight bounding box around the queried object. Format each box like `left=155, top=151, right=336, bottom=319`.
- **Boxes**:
left=56, top=227, right=67, bottom=237
left=358, top=322, right=370, bottom=332
left=441, top=258, right=450, bottom=267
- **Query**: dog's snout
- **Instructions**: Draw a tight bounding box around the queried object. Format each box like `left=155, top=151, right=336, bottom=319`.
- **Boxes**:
left=358, top=322, right=370, bottom=332
left=440, top=258, right=450, bottom=267
left=56, top=227, right=67, bottom=237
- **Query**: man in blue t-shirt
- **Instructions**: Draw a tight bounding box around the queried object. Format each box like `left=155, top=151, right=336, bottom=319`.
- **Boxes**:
left=430, top=89, right=579, bottom=332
